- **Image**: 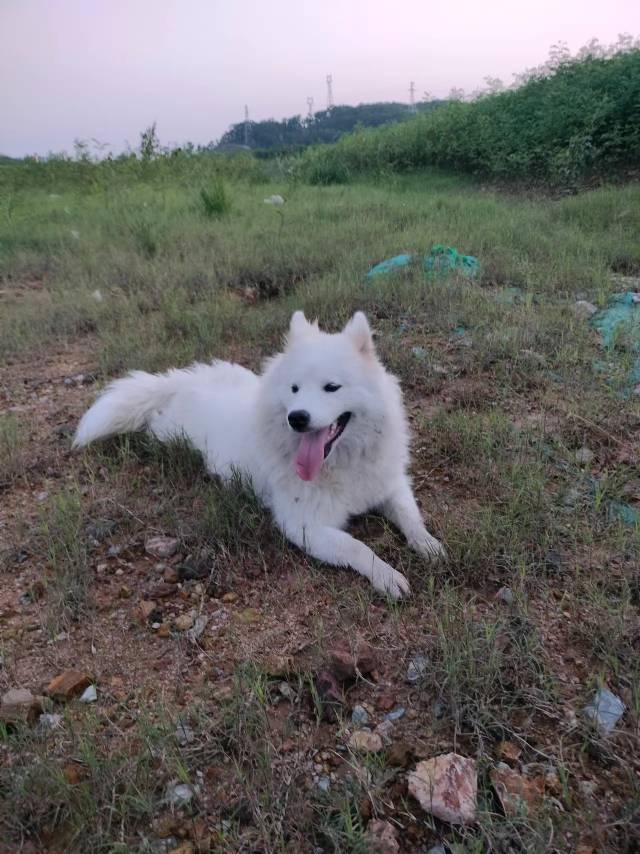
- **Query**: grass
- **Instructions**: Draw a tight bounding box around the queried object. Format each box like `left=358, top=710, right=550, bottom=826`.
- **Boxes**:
left=0, top=157, right=638, bottom=851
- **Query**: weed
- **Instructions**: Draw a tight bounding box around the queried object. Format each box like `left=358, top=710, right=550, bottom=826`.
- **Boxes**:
left=199, top=177, right=231, bottom=217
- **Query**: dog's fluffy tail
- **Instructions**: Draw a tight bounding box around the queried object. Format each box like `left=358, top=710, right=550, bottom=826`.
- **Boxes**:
left=73, top=369, right=180, bottom=448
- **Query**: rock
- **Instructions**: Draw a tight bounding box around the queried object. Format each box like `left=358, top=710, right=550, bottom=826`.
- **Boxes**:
left=221, top=592, right=238, bottom=604
left=387, top=741, right=413, bottom=767
left=0, top=688, right=43, bottom=727
left=63, top=763, right=89, bottom=785
left=575, top=446, right=594, bottom=465
left=498, top=741, right=522, bottom=763
left=118, top=585, right=132, bottom=599
left=582, top=688, right=625, bottom=734
left=412, top=346, right=428, bottom=360
left=145, top=536, right=179, bottom=559
left=85, top=519, right=118, bottom=542
left=408, top=753, right=477, bottom=825
left=495, top=586, right=514, bottom=605
left=136, top=600, right=157, bottom=623
left=406, top=654, right=428, bottom=684
left=237, top=608, right=261, bottom=624
left=351, top=705, right=370, bottom=726
left=386, top=707, right=405, bottom=721
left=46, top=671, right=92, bottom=702
left=315, top=670, right=343, bottom=721
left=175, top=721, right=195, bottom=746
left=375, top=719, right=395, bottom=743
left=376, top=693, right=396, bottom=712
left=363, top=819, right=400, bottom=853
left=174, top=613, right=195, bottom=632
left=79, top=685, right=97, bottom=703
left=316, top=776, right=331, bottom=793
left=573, top=300, right=598, bottom=319
left=150, top=583, right=178, bottom=599
left=186, top=615, right=208, bottom=643
left=157, top=623, right=171, bottom=638
left=544, top=549, right=565, bottom=574
left=348, top=730, right=383, bottom=753
left=329, top=640, right=377, bottom=681
left=427, top=846, right=446, bottom=854
left=163, top=567, right=180, bottom=584
left=164, top=780, right=199, bottom=808
left=490, top=763, right=543, bottom=816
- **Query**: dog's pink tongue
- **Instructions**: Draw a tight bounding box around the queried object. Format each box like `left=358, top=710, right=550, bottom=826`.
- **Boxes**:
left=295, top=427, right=330, bottom=481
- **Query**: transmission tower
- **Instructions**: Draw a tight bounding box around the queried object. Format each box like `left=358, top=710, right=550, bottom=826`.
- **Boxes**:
left=243, top=104, right=250, bottom=146
left=409, top=81, right=416, bottom=112
left=306, top=96, right=314, bottom=120
left=326, top=74, right=334, bottom=112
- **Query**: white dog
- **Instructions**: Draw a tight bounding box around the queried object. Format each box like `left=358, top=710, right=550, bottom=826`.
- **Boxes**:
left=74, top=311, right=445, bottom=598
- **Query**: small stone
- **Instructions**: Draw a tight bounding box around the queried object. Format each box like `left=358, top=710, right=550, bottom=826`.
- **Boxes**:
left=278, top=681, right=296, bottom=701
left=237, top=608, right=261, bottom=624
left=174, top=613, right=195, bottom=632
left=157, top=622, right=171, bottom=638
left=377, top=693, right=395, bottom=712
left=348, top=730, right=383, bottom=753
left=582, top=688, right=625, bottom=734
left=63, top=763, right=89, bottom=785
left=575, top=446, right=594, bottom=465
left=351, top=705, right=369, bottom=726
left=498, top=741, right=522, bottom=763
left=490, top=762, right=544, bottom=816
left=408, top=753, right=477, bottom=825
left=573, top=300, right=598, bottom=319
left=150, top=583, right=178, bottom=599
left=316, top=776, right=331, bottom=793
left=136, top=600, right=157, bottom=623
left=79, top=685, right=97, bottom=703
left=406, top=654, right=428, bottom=684
left=163, top=567, right=180, bottom=584
left=495, top=586, right=514, bottom=605
left=164, top=780, right=199, bottom=807
left=145, top=536, right=179, bottom=559
left=375, top=719, right=395, bottom=743
left=175, top=721, right=195, bottom=746
left=221, top=592, right=238, bottom=604
left=107, top=544, right=123, bottom=557
left=363, top=819, right=400, bottom=853
left=46, top=671, right=92, bottom=702
left=0, top=688, right=43, bottom=727
left=315, top=670, right=343, bottom=721
left=329, top=640, right=377, bottom=681
left=186, top=615, right=208, bottom=643
left=387, top=741, right=413, bottom=767
left=115, top=568, right=124, bottom=577
left=412, top=346, right=428, bottom=360
left=118, top=585, right=132, bottom=599
left=385, top=707, right=405, bottom=721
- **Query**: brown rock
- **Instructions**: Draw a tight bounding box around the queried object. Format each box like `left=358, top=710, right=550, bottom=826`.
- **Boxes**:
left=136, top=600, right=157, bottom=622
left=498, top=741, right=522, bottom=763
left=490, top=763, right=544, bottom=817
left=376, top=693, right=396, bottom=712
left=387, top=740, right=413, bottom=767
left=329, top=639, right=377, bottom=681
left=237, top=607, right=260, bottom=624
left=46, top=671, right=92, bottom=703
left=221, top=592, right=238, bottom=604
left=157, top=622, right=171, bottom=638
left=163, top=566, right=180, bottom=584
left=408, top=753, right=477, bottom=825
left=145, top=535, right=179, bottom=559
left=348, top=730, right=383, bottom=753
left=63, top=763, right=89, bottom=785
left=118, top=585, right=132, bottom=599
left=150, top=583, right=178, bottom=599
left=174, top=612, right=195, bottom=632
left=363, top=819, right=399, bottom=854
left=0, top=688, right=43, bottom=727
left=315, top=669, right=343, bottom=721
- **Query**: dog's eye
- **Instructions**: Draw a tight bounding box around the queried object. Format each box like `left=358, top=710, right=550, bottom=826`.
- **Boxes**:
left=323, top=383, right=341, bottom=393
left=291, top=384, right=299, bottom=393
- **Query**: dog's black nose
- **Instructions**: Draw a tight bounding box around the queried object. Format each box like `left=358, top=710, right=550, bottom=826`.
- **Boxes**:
left=288, top=410, right=310, bottom=432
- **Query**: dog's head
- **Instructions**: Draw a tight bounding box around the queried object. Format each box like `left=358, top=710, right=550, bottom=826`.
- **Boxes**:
left=260, top=311, right=389, bottom=481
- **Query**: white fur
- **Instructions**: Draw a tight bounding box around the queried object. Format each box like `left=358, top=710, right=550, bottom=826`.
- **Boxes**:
left=73, top=311, right=445, bottom=598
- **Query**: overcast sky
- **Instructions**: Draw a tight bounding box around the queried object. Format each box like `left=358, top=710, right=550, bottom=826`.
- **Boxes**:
left=1, top=0, right=638, bottom=157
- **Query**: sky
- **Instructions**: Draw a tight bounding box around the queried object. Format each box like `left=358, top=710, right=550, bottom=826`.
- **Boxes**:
left=1, top=0, right=638, bottom=157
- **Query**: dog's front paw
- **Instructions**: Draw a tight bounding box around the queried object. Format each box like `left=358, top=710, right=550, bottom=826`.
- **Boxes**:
left=372, top=564, right=411, bottom=600
left=411, top=530, right=447, bottom=562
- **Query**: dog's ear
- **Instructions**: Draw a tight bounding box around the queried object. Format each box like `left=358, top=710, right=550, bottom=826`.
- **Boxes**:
left=344, top=311, right=374, bottom=356
left=288, top=310, right=319, bottom=344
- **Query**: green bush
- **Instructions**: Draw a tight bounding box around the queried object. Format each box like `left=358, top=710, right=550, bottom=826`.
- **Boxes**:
left=199, top=177, right=231, bottom=217
left=298, top=50, right=640, bottom=187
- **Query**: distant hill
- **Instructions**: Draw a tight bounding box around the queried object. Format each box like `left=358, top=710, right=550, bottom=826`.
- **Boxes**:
left=218, top=101, right=445, bottom=151
left=0, top=154, right=20, bottom=164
